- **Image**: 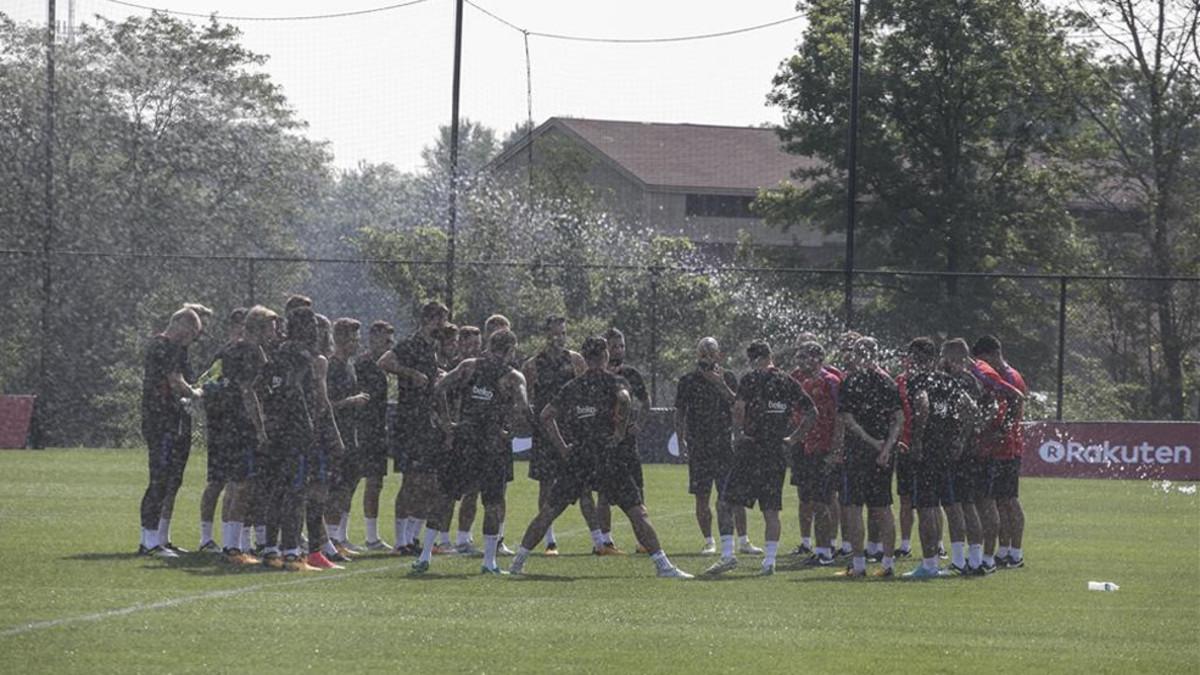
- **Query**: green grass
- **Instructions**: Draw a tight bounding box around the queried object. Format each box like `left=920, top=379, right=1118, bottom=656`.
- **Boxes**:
left=0, top=449, right=1197, bottom=673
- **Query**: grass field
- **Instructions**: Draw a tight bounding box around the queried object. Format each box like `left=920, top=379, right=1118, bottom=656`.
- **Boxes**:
left=0, top=449, right=1197, bottom=673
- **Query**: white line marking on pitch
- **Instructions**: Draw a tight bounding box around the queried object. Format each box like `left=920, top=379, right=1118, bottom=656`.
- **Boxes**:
left=0, top=561, right=403, bottom=639
left=1, top=508, right=695, bottom=639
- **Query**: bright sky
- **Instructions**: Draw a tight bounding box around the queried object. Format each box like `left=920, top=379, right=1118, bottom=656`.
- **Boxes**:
left=7, top=0, right=809, bottom=170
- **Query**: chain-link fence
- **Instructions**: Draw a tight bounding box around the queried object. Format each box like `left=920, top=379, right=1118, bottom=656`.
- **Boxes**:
left=2, top=248, right=1196, bottom=448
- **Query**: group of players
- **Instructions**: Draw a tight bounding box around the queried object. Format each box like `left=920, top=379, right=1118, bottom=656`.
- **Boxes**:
left=138, top=296, right=1028, bottom=580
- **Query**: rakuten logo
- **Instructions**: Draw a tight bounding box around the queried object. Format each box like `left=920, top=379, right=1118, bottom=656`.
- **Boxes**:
left=1038, top=440, right=1193, bottom=465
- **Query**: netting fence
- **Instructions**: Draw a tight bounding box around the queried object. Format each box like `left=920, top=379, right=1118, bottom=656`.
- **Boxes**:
left=2, top=247, right=1197, bottom=447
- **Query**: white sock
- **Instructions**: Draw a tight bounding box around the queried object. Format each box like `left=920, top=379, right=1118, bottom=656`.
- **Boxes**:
left=882, top=555, right=894, bottom=570
left=419, top=528, right=437, bottom=563
left=411, top=519, right=426, bottom=545
left=1010, top=547, right=1023, bottom=561
left=721, top=535, right=735, bottom=559
left=969, top=544, right=983, bottom=568
left=951, top=541, right=966, bottom=568
left=327, top=520, right=342, bottom=543
left=395, top=518, right=406, bottom=547
left=241, top=526, right=253, bottom=551
left=923, top=557, right=938, bottom=571
left=512, top=546, right=530, bottom=570
left=545, top=524, right=557, bottom=546
left=255, top=525, right=267, bottom=548
left=983, top=553, right=995, bottom=566
left=852, top=556, right=866, bottom=573
left=457, top=530, right=472, bottom=546
left=764, top=541, right=779, bottom=566
left=867, top=541, right=881, bottom=555
left=484, top=534, right=499, bottom=568
left=284, top=547, right=301, bottom=558
left=157, top=517, right=172, bottom=544
left=900, top=538, right=911, bottom=551
left=815, top=546, right=831, bottom=558
left=339, top=513, right=350, bottom=542
left=438, top=530, right=451, bottom=546
left=704, top=536, right=715, bottom=545
left=265, top=545, right=280, bottom=556
left=222, top=521, right=242, bottom=550
left=997, top=545, right=1010, bottom=558
left=738, top=534, right=750, bottom=545
left=365, top=518, right=379, bottom=543
left=200, top=521, right=214, bottom=545
left=801, top=536, right=812, bottom=548
left=141, top=527, right=158, bottom=549
left=840, top=541, right=853, bottom=553
left=602, top=531, right=614, bottom=545
left=590, top=529, right=606, bottom=548
left=650, top=550, right=672, bottom=571
left=322, top=539, right=338, bottom=556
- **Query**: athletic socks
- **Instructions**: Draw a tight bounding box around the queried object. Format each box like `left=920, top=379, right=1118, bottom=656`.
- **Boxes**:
left=322, top=539, right=339, bottom=556
left=545, top=524, right=557, bottom=546
left=867, top=541, right=881, bottom=555
left=852, top=556, right=867, bottom=574
left=411, top=519, right=426, bottom=546
left=923, top=557, right=938, bottom=572
left=881, top=555, right=894, bottom=571
left=255, top=525, right=267, bottom=549
left=1010, top=547, right=1023, bottom=562
left=738, top=534, right=750, bottom=546
left=200, top=521, right=214, bottom=545
left=365, top=518, right=378, bottom=543
left=721, top=535, right=735, bottom=559
left=650, top=550, right=674, bottom=572
left=840, top=542, right=853, bottom=555
left=157, top=517, right=172, bottom=545
left=590, top=529, right=606, bottom=548
left=457, top=530, right=472, bottom=546
left=899, top=538, right=912, bottom=552
left=222, top=521, right=242, bottom=550
left=339, top=513, right=350, bottom=542
left=483, top=534, right=499, bottom=568
left=983, top=553, right=995, bottom=567
left=419, top=529, right=437, bottom=563
left=602, top=531, right=615, bottom=546
left=284, top=547, right=301, bottom=558
left=704, top=536, right=715, bottom=546
left=997, top=545, right=1010, bottom=559
left=763, top=541, right=779, bottom=567
left=801, top=536, right=812, bottom=549
left=241, top=526, right=253, bottom=552
left=511, top=546, right=530, bottom=573
left=438, top=530, right=452, bottom=547
left=968, top=544, right=984, bottom=568
left=141, top=528, right=158, bottom=550
left=395, top=518, right=406, bottom=548
left=815, top=546, right=831, bottom=558
left=951, top=541, right=966, bottom=568
left=326, top=520, right=342, bottom=543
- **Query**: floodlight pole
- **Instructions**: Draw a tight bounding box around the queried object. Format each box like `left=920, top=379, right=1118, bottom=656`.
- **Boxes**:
left=446, top=0, right=464, bottom=316
left=843, top=0, right=862, bottom=330
left=35, top=0, right=57, bottom=448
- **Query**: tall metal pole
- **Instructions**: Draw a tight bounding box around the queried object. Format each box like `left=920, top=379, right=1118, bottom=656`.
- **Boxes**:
left=843, top=0, right=862, bottom=330
left=35, top=0, right=57, bottom=448
left=1056, top=277, right=1067, bottom=420
left=446, top=0, right=464, bottom=316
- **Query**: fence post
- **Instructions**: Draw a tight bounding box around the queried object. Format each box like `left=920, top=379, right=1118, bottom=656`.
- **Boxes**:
left=648, top=266, right=661, bottom=406
left=247, top=258, right=257, bottom=306
left=1056, top=276, right=1067, bottom=421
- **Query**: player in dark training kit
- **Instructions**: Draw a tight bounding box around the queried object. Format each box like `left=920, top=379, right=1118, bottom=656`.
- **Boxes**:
left=941, top=338, right=990, bottom=574
left=427, top=329, right=531, bottom=574
left=326, top=318, right=371, bottom=556
left=596, top=327, right=650, bottom=553
left=138, top=307, right=206, bottom=558
left=706, top=341, right=814, bottom=577
left=521, top=316, right=593, bottom=555
left=674, top=337, right=740, bottom=554
left=902, top=337, right=978, bottom=579
left=835, top=337, right=903, bottom=578
left=356, top=321, right=394, bottom=551
left=198, top=307, right=248, bottom=554
left=509, top=336, right=693, bottom=579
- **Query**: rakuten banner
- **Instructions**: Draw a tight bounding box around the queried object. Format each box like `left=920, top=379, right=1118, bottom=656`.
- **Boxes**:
left=1022, top=422, right=1199, bottom=481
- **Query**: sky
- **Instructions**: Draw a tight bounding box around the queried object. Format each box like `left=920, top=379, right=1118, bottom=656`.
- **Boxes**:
left=5, top=0, right=810, bottom=171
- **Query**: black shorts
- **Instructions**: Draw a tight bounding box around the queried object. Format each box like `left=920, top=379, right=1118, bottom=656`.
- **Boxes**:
left=951, top=457, right=979, bottom=504
left=142, top=414, right=192, bottom=489
left=840, top=460, right=893, bottom=508
left=895, top=453, right=915, bottom=500
left=615, top=438, right=644, bottom=489
left=793, top=452, right=835, bottom=504
left=720, top=438, right=787, bottom=513
left=207, top=427, right=257, bottom=484
left=394, top=419, right=441, bottom=475
left=911, top=458, right=954, bottom=509
left=545, top=452, right=599, bottom=511
left=688, top=440, right=732, bottom=496
left=358, top=432, right=390, bottom=478
left=988, top=458, right=1021, bottom=500
left=439, top=433, right=509, bottom=507
left=528, top=436, right=562, bottom=483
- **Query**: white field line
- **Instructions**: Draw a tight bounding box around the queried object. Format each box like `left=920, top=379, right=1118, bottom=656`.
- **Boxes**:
left=1, top=507, right=696, bottom=639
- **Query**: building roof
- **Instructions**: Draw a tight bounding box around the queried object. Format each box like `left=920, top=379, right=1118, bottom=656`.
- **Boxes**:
left=496, top=117, right=819, bottom=192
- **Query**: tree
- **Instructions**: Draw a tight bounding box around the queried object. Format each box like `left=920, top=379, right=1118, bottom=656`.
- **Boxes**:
left=0, top=12, right=330, bottom=444
left=1072, top=0, right=1200, bottom=419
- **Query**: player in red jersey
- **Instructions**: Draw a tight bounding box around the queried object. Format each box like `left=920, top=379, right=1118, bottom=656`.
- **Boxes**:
left=787, top=341, right=842, bottom=566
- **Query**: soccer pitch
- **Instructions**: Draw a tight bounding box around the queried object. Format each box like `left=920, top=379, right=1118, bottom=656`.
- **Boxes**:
left=0, top=450, right=1196, bottom=673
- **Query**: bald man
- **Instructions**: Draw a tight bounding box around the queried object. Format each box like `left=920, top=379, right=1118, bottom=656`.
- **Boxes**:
left=138, top=307, right=206, bottom=558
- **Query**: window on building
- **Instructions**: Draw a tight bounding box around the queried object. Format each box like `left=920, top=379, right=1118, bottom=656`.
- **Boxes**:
left=685, top=194, right=757, bottom=218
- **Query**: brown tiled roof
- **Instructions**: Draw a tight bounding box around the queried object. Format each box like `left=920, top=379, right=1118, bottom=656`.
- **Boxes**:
left=547, top=117, right=819, bottom=192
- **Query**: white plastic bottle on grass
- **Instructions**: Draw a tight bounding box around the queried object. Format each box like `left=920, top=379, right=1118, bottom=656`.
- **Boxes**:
left=1087, top=581, right=1119, bottom=591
